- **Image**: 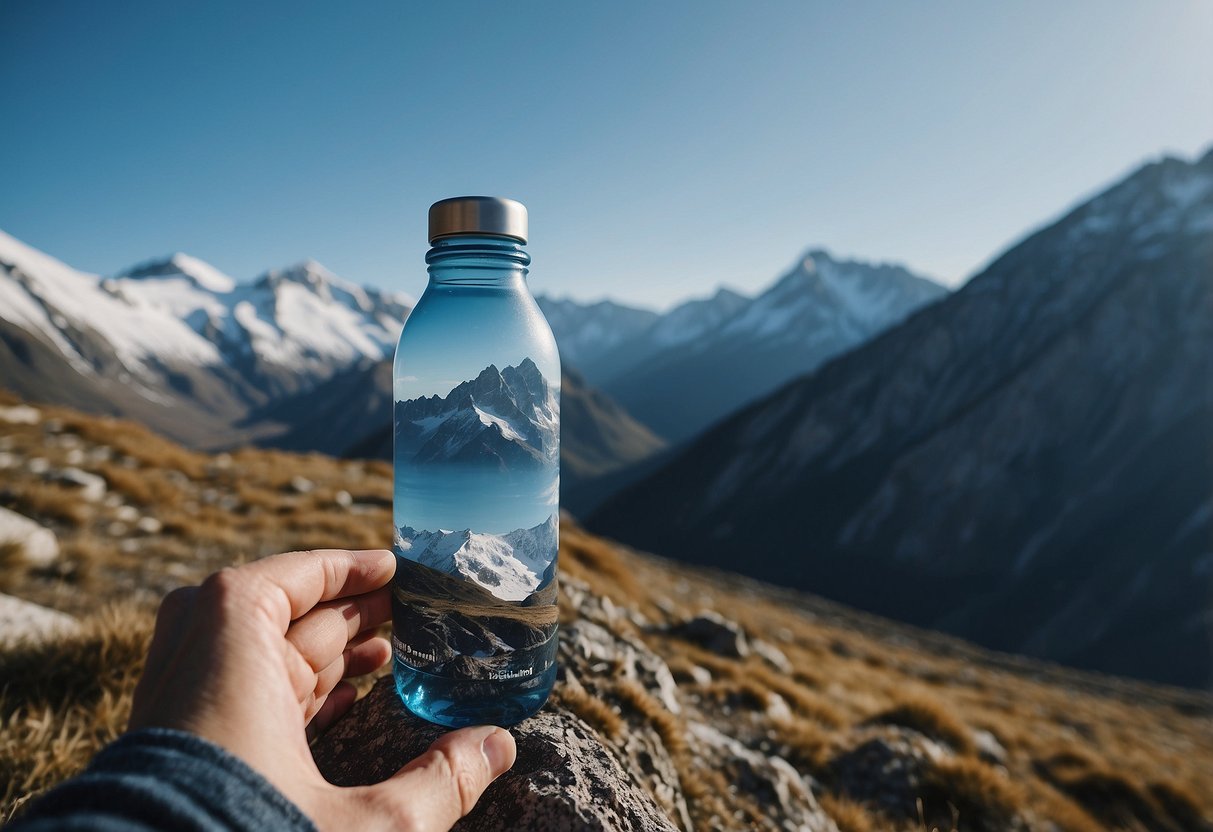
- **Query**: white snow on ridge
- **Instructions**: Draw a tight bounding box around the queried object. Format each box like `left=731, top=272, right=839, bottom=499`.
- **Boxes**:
left=0, top=228, right=412, bottom=385
left=473, top=405, right=528, bottom=443
left=0, top=229, right=225, bottom=372
left=397, top=514, right=557, bottom=602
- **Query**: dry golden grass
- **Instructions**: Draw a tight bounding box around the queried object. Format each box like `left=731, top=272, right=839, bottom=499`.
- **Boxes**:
left=1, top=483, right=90, bottom=528
left=820, top=793, right=876, bottom=832
left=0, top=605, right=154, bottom=821
left=869, top=696, right=977, bottom=755
left=2, top=398, right=1212, bottom=830
left=551, top=681, right=623, bottom=739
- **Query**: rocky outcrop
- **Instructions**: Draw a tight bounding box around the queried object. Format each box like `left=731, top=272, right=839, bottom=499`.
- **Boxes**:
left=312, top=679, right=678, bottom=832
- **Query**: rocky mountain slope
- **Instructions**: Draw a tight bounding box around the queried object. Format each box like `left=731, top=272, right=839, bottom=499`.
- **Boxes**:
left=0, top=231, right=411, bottom=446
left=590, top=149, right=1213, bottom=688
left=544, top=250, right=946, bottom=442
left=1, top=395, right=1210, bottom=830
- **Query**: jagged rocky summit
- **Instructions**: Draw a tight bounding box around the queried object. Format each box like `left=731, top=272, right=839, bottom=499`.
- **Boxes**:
left=394, top=359, right=559, bottom=469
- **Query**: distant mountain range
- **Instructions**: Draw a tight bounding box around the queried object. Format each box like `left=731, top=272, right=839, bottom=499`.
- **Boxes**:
left=395, top=359, right=559, bottom=469
left=396, top=514, right=558, bottom=602
left=0, top=233, right=410, bottom=446
left=589, top=148, right=1213, bottom=687
left=539, top=250, right=947, bottom=442
left=0, top=234, right=660, bottom=487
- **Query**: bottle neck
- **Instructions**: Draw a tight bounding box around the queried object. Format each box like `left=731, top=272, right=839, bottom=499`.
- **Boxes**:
left=426, top=234, right=530, bottom=287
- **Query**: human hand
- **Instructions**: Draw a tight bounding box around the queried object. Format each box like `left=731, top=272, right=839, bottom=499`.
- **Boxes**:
left=129, top=548, right=517, bottom=832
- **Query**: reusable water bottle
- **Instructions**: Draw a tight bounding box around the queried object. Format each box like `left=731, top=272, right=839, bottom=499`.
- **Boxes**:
left=391, top=196, right=560, bottom=727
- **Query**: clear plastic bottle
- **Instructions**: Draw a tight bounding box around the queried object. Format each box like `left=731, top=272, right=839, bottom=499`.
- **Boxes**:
left=391, top=197, right=559, bottom=727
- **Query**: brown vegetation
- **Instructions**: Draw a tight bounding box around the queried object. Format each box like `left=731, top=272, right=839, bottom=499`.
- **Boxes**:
left=2, top=398, right=1212, bottom=830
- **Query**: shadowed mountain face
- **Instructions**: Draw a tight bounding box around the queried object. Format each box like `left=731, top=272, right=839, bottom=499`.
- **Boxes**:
left=590, top=150, right=1213, bottom=687
left=543, top=252, right=946, bottom=443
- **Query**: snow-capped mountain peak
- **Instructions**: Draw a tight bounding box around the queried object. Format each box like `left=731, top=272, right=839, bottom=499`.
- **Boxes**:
left=0, top=228, right=413, bottom=417
left=396, top=513, right=557, bottom=601
left=395, top=359, right=559, bottom=468
left=115, top=253, right=237, bottom=293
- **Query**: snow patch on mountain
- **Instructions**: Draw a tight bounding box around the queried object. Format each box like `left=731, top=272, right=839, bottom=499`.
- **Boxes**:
left=396, top=514, right=558, bottom=601
left=0, top=229, right=412, bottom=391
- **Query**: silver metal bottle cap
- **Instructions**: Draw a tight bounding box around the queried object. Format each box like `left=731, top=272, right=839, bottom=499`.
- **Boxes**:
left=428, top=196, right=528, bottom=244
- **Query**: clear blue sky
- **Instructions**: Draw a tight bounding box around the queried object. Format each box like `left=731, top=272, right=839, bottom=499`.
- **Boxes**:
left=2, top=1, right=1210, bottom=309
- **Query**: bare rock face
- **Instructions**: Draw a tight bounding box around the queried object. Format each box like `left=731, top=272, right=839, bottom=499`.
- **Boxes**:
left=311, top=677, right=678, bottom=832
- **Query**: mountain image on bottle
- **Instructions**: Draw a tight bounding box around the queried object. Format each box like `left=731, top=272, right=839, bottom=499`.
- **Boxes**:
left=391, top=196, right=560, bottom=728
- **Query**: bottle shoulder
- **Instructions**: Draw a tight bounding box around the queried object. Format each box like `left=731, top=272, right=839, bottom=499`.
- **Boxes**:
left=394, top=284, right=560, bottom=391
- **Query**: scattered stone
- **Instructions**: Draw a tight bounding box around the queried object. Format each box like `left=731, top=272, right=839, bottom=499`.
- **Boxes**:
left=64, top=448, right=84, bottom=466
left=972, top=728, right=1009, bottom=766
left=103, top=493, right=124, bottom=508
left=0, top=405, right=41, bottom=425
left=689, top=723, right=837, bottom=832
left=135, top=517, right=163, bottom=535
left=334, top=489, right=353, bottom=508
left=0, top=452, right=16, bottom=469
left=107, top=522, right=129, bottom=537
left=88, top=446, right=114, bottom=464
left=27, top=458, right=50, bottom=475
left=43, top=418, right=65, bottom=434
left=0, top=507, right=60, bottom=568
left=115, top=506, right=139, bottom=523
left=0, top=593, right=76, bottom=648
left=667, top=610, right=750, bottom=658
left=752, top=638, right=794, bottom=674
left=49, top=467, right=107, bottom=502
left=289, top=475, right=314, bottom=494
left=688, top=664, right=712, bottom=686
left=312, top=678, right=679, bottom=832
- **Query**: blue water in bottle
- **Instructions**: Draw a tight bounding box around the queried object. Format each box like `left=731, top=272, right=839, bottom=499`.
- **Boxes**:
left=391, top=197, right=559, bottom=727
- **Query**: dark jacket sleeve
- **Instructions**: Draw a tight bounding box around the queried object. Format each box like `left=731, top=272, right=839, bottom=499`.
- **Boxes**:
left=9, top=728, right=317, bottom=832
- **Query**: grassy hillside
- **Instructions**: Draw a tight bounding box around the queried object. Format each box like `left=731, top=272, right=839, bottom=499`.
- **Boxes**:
left=1, top=391, right=1210, bottom=830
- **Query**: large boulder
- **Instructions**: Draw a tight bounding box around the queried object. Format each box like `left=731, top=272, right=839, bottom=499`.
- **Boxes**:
left=311, top=677, right=678, bottom=832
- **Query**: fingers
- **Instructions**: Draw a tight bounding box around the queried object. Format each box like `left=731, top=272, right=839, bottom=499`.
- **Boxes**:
left=306, top=681, right=359, bottom=741
left=286, top=587, right=392, bottom=674
left=237, top=548, right=395, bottom=632
left=306, top=636, right=391, bottom=718
left=364, top=726, right=516, bottom=832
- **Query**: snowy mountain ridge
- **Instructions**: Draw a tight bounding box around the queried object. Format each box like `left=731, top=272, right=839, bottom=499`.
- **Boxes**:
left=396, top=514, right=558, bottom=601
left=0, top=230, right=412, bottom=385
left=395, top=359, right=559, bottom=468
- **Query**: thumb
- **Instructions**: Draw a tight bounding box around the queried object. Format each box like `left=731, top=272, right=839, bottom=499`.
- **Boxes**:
left=365, top=725, right=516, bottom=832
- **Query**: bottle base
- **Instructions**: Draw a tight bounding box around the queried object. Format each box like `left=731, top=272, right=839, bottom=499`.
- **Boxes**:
left=392, top=657, right=556, bottom=728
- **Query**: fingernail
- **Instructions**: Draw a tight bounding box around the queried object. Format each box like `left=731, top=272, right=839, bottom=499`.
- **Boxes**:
left=481, top=728, right=515, bottom=778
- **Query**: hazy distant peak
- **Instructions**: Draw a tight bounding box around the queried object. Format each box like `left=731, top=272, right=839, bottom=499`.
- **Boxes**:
left=116, top=252, right=237, bottom=294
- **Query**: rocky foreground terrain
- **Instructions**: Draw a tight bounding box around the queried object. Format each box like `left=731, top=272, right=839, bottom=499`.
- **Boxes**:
left=1, top=394, right=1211, bottom=831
